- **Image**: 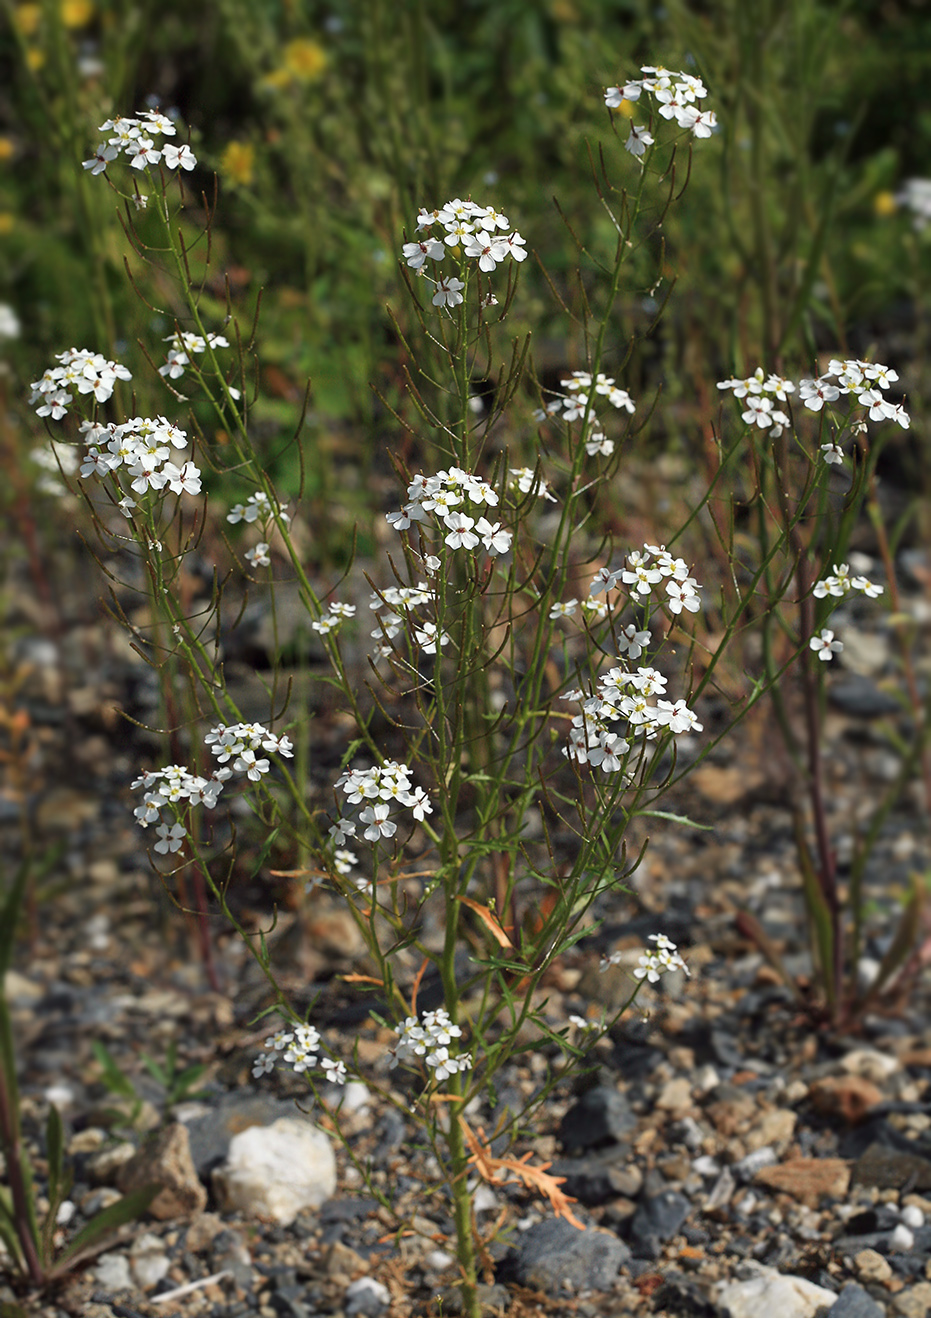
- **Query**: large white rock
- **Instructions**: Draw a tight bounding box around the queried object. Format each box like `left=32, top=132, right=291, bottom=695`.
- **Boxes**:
left=715, top=1265, right=838, bottom=1318
left=213, top=1117, right=336, bottom=1224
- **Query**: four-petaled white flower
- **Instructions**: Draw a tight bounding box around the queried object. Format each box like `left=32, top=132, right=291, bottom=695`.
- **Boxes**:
left=810, top=629, right=843, bottom=661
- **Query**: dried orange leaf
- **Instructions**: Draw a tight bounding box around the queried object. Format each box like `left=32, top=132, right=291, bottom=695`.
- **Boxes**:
left=456, top=896, right=514, bottom=949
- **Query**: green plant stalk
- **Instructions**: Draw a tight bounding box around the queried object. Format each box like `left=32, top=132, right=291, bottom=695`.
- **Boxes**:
left=0, top=996, right=43, bottom=1284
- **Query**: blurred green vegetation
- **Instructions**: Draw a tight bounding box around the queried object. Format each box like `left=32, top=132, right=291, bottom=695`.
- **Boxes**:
left=2, top=0, right=931, bottom=530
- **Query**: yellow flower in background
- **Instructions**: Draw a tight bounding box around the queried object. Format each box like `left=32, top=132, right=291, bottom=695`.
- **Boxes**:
left=0, top=139, right=15, bottom=163
left=61, top=0, right=95, bottom=26
left=0, top=214, right=14, bottom=235
left=25, top=46, right=45, bottom=71
left=14, top=5, right=40, bottom=37
left=259, top=68, right=292, bottom=92
left=221, top=141, right=255, bottom=188
left=873, top=191, right=898, bottom=218
left=613, top=98, right=635, bottom=119
left=282, top=37, right=327, bottom=81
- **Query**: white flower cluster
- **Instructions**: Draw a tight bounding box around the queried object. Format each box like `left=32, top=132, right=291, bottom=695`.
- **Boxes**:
left=590, top=544, right=702, bottom=617
left=717, top=360, right=910, bottom=459
left=82, top=111, right=196, bottom=175
left=29, top=347, right=132, bottom=420
left=227, top=490, right=291, bottom=526
left=391, top=1008, right=472, bottom=1083
left=159, top=331, right=236, bottom=392
left=548, top=597, right=612, bottom=624
left=252, top=1022, right=347, bottom=1085
left=601, top=933, right=690, bottom=980
left=132, top=723, right=293, bottom=841
left=402, top=199, right=527, bottom=305
left=605, top=66, right=716, bottom=157
left=558, top=547, right=703, bottom=772
left=508, top=466, right=558, bottom=503
left=329, top=761, right=432, bottom=847
left=714, top=368, right=796, bottom=435
left=77, top=415, right=202, bottom=508
left=313, top=601, right=357, bottom=635
left=205, top=722, right=294, bottom=780
left=368, top=583, right=438, bottom=658
left=535, top=371, right=635, bottom=457
left=564, top=663, right=702, bottom=773
left=813, top=562, right=883, bottom=600
left=131, top=765, right=225, bottom=843
left=387, top=469, right=513, bottom=556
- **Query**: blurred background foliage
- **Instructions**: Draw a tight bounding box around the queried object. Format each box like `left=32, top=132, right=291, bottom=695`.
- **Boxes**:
left=1, top=0, right=930, bottom=528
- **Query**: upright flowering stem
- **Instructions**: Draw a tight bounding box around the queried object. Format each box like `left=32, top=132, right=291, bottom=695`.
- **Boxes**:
left=797, top=568, right=842, bottom=1011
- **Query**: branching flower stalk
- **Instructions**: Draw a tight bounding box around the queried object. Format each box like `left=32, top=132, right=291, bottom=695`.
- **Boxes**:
left=716, top=362, right=914, bottom=1018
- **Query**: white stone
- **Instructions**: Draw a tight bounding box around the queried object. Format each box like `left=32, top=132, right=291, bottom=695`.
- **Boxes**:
left=130, top=1232, right=171, bottom=1289
left=715, top=1265, right=838, bottom=1318
left=338, top=1081, right=371, bottom=1114
left=93, top=1251, right=132, bottom=1290
left=891, top=1223, right=915, bottom=1251
left=840, top=1048, right=901, bottom=1081
left=901, top=1204, right=925, bottom=1229
left=345, top=1277, right=391, bottom=1313
left=213, top=1117, right=336, bottom=1225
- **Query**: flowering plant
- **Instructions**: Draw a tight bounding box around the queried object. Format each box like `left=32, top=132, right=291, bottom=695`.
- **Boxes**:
left=23, top=50, right=925, bottom=1313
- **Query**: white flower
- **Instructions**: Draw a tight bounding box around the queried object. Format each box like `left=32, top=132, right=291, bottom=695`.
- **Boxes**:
left=321, top=1058, right=347, bottom=1085
left=616, top=625, right=651, bottom=660
left=820, top=442, right=845, bottom=466
left=153, top=822, right=186, bottom=854
left=444, top=512, right=479, bottom=550
left=625, top=123, right=654, bottom=157
left=162, top=142, right=197, bottom=171
left=433, top=277, right=465, bottom=308
left=665, top=578, right=702, bottom=615
left=474, top=517, right=511, bottom=555
left=463, top=230, right=507, bottom=271
left=360, top=803, right=397, bottom=842
left=245, top=543, right=271, bottom=568
left=810, top=629, right=843, bottom=661
left=403, top=237, right=445, bottom=269
left=82, top=143, right=119, bottom=174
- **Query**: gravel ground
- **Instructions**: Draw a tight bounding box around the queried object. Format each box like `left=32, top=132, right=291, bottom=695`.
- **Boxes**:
left=3, top=539, right=931, bottom=1318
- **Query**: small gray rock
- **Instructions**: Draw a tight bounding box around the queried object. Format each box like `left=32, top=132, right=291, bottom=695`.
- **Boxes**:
left=551, top=1146, right=642, bottom=1205
left=828, top=1282, right=887, bottom=1318
left=558, top=1086, right=637, bottom=1151
left=629, top=1189, right=691, bottom=1258
left=505, top=1216, right=629, bottom=1292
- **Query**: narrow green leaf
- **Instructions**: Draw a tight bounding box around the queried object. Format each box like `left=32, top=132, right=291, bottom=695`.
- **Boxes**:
left=0, top=860, right=30, bottom=979
left=50, top=1185, right=160, bottom=1275
left=90, top=1042, right=137, bottom=1100
left=734, top=910, right=805, bottom=1003
left=140, top=1053, right=167, bottom=1087
left=45, top=1104, right=64, bottom=1214
left=637, top=810, right=714, bottom=831
left=863, top=882, right=922, bottom=1004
